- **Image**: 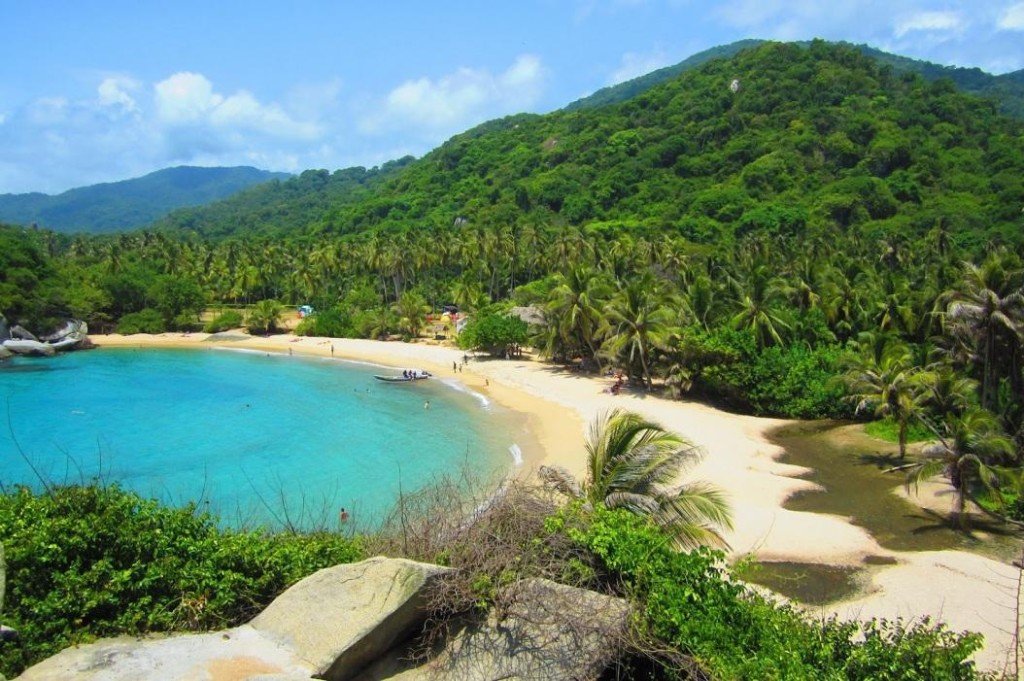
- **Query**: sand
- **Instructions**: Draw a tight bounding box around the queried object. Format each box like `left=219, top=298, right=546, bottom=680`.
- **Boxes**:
left=88, top=332, right=1022, bottom=672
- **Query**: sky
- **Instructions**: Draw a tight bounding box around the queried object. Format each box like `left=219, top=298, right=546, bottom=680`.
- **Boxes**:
left=1, top=1, right=1022, bottom=194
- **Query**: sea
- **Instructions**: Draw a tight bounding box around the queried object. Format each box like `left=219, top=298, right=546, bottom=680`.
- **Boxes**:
left=0, top=347, right=523, bottom=529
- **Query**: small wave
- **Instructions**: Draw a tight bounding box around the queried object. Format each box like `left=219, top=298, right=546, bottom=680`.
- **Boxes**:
left=508, top=443, right=523, bottom=466
left=441, top=379, right=491, bottom=408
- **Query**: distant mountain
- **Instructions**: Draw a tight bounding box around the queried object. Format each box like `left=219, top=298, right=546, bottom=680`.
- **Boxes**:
left=0, top=166, right=291, bottom=234
left=565, top=39, right=1024, bottom=119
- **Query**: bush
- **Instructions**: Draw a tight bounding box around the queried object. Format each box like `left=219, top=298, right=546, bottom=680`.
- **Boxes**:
left=114, top=308, right=165, bottom=334
left=0, top=485, right=363, bottom=677
left=203, top=310, right=244, bottom=333
left=572, top=507, right=983, bottom=680
left=295, top=308, right=354, bottom=338
left=457, top=313, right=528, bottom=357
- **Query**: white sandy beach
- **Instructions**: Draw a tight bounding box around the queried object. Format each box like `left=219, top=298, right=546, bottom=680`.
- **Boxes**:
left=89, top=332, right=1022, bottom=672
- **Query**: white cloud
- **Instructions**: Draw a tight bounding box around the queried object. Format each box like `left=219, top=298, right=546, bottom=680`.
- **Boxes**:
left=607, top=50, right=672, bottom=85
left=97, top=76, right=139, bottom=112
left=363, top=54, right=546, bottom=134
left=154, top=72, right=223, bottom=123
left=154, top=71, right=319, bottom=139
left=998, top=2, right=1024, bottom=29
left=893, top=10, right=963, bottom=38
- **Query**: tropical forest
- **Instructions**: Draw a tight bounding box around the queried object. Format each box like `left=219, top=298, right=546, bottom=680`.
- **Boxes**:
left=2, top=39, right=1024, bottom=679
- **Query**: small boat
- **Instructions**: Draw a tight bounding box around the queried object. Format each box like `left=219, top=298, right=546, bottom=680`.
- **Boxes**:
left=374, top=369, right=432, bottom=382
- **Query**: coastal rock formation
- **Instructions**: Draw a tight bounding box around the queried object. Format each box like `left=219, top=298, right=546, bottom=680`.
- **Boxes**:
left=357, top=578, right=630, bottom=681
left=0, top=318, right=89, bottom=356
left=9, top=325, right=39, bottom=342
left=17, top=558, right=449, bottom=681
left=17, top=558, right=630, bottom=681
left=251, top=557, right=451, bottom=681
left=1, top=340, right=55, bottom=357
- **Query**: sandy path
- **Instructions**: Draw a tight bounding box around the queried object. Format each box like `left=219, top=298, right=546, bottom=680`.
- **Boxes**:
left=89, top=332, right=1021, bottom=671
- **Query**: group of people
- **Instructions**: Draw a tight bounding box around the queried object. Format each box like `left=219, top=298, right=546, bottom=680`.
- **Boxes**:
left=606, top=371, right=626, bottom=395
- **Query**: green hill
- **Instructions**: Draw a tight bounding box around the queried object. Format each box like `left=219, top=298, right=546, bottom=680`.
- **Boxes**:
left=157, top=40, right=1024, bottom=251
left=155, top=158, right=412, bottom=239
left=0, top=166, right=290, bottom=234
left=565, top=39, right=1024, bottom=119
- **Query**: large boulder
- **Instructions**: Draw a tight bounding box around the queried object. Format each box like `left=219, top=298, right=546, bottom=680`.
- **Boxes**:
left=9, top=325, right=38, bottom=342
left=252, top=557, right=450, bottom=681
left=2, top=340, right=55, bottom=357
left=0, top=345, right=11, bottom=361
left=17, top=557, right=449, bottom=681
left=357, top=578, right=631, bottom=681
left=15, top=626, right=316, bottom=681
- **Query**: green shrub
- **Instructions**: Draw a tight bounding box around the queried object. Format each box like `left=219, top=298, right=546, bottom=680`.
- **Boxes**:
left=571, top=507, right=982, bottom=680
left=864, top=418, right=933, bottom=444
left=114, top=308, right=165, bottom=334
left=203, top=310, right=244, bottom=333
left=295, top=308, right=353, bottom=338
left=0, top=485, right=363, bottom=677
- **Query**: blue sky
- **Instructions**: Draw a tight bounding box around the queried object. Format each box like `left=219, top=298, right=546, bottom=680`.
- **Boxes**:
left=2, top=1, right=1022, bottom=194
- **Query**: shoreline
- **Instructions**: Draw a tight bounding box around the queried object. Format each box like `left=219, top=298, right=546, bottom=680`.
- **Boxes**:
left=87, top=332, right=1021, bottom=671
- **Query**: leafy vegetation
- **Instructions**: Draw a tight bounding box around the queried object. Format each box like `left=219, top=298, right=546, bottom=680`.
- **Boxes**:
left=572, top=506, right=983, bottom=680
left=0, top=485, right=362, bottom=676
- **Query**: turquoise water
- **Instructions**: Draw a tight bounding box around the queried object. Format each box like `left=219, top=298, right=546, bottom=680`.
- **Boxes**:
left=0, top=348, right=522, bottom=529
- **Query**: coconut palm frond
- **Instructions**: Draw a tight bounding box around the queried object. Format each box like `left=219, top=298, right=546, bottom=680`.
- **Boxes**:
left=538, top=465, right=582, bottom=498
left=605, top=491, right=661, bottom=515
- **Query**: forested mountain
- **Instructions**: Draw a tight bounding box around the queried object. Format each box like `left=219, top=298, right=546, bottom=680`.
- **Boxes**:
left=0, top=166, right=290, bottom=234
left=565, top=39, right=1024, bottom=119
left=156, top=40, right=1024, bottom=251
left=154, top=158, right=413, bottom=239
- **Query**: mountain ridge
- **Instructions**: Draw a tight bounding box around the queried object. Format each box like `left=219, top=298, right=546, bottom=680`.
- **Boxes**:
left=0, top=166, right=291, bottom=234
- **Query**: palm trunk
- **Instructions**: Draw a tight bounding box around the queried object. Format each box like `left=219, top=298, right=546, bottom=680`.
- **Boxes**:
left=898, top=417, right=908, bottom=460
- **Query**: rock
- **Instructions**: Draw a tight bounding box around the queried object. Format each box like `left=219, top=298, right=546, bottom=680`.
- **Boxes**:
left=252, top=557, right=450, bottom=681
left=16, top=626, right=315, bottom=681
left=10, top=325, right=39, bottom=342
left=0, top=314, right=8, bottom=341
left=357, top=578, right=630, bottom=681
left=2, top=339, right=55, bottom=357
left=0, top=345, right=11, bottom=361
left=41, top=319, right=88, bottom=343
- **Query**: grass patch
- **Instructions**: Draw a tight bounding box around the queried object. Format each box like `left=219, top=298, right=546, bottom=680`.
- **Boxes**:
left=863, top=418, right=932, bottom=445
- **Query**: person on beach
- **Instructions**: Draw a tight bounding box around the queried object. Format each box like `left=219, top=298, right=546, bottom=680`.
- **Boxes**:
left=331, top=344, right=334, bottom=356
left=424, top=400, right=430, bottom=409
left=453, top=361, right=457, bottom=371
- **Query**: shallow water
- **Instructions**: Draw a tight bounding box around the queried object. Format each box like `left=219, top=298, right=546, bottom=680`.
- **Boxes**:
left=740, top=421, right=1022, bottom=604
left=0, top=348, right=526, bottom=529
left=771, top=421, right=1021, bottom=561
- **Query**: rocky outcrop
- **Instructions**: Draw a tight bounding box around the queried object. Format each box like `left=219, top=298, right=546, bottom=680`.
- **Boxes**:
left=1, top=340, right=55, bottom=357
left=252, top=557, right=450, bottom=681
left=17, top=559, right=629, bottom=681
left=9, top=325, right=38, bottom=342
left=17, top=557, right=450, bottom=681
left=0, top=318, right=89, bottom=357
left=357, top=578, right=630, bottom=681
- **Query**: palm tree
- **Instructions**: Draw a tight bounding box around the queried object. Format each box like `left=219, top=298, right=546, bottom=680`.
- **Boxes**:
left=540, top=409, right=732, bottom=549
left=907, top=407, right=1014, bottom=528
left=247, top=299, right=283, bottom=335
left=392, top=291, right=430, bottom=339
left=942, top=254, right=1024, bottom=410
left=601, top=276, right=678, bottom=389
left=729, top=264, right=790, bottom=348
left=843, top=343, right=927, bottom=459
left=545, top=265, right=610, bottom=371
